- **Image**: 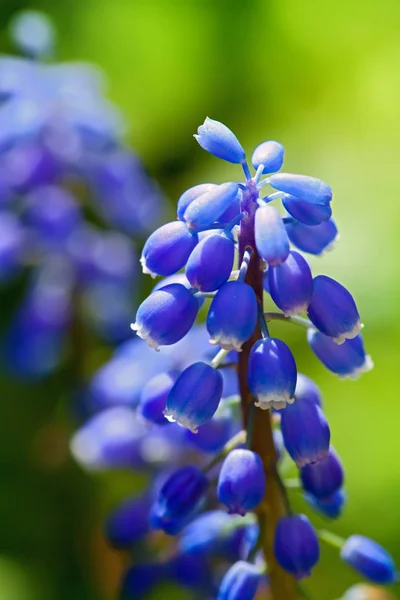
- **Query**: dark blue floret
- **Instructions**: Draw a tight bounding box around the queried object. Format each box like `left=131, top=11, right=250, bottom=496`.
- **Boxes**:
left=218, top=449, right=266, bottom=515
left=280, top=395, right=330, bottom=467
left=186, top=233, right=235, bottom=292
left=341, top=535, right=397, bottom=584
left=267, top=250, right=313, bottom=316
left=141, top=220, right=198, bottom=277
left=274, top=514, right=320, bottom=579
left=300, top=447, right=344, bottom=499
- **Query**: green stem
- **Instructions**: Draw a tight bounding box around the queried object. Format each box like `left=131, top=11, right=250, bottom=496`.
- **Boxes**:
left=318, top=529, right=345, bottom=550
left=210, top=348, right=230, bottom=369
left=264, top=312, right=312, bottom=329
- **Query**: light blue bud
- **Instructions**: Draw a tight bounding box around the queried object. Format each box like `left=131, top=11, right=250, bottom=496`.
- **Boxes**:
left=194, top=117, right=245, bottom=164
left=255, top=205, right=290, bottom=266
left=268, top=173, right=332, bottom=204
left=141, top=221, right=198, bottom=277
left=251, top=141, right=284, bottom=174
left=177, top=183, right=217, bottom=221
left=183, top=182, right=240, bottom=231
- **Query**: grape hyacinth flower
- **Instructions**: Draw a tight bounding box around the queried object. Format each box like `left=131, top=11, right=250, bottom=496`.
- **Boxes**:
left=341, top=536, right=398, bottom=585
left=0, top=11, right=164, bottom=377
left=72, top=116, right=386, bottom=600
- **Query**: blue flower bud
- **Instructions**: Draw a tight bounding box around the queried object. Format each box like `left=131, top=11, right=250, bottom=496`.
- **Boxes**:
left=207, top=281, right=258, bottom=351
left=247, top=338, right=297, bottom=410
left=186, top=409, right=234, bottom=453
left=267, top=250, right=313, bottom=316
left=194, top=117, right=246, bottom=164
left=166, top=554, right=213, bottom=593
left=251, top=141, right=284, bottom=175
left=139, top=371, right=179, bottom=425
left=307, top=330, right=373, bottom=379
left=280, top=396, right=330, bottom=467
left=307, top=275, right=361, bottom=344
left=217, top=561, right=262, bottom=600
left=285, top=218, right=338, bottom=255
left=120, top=563, right=165, bottom=600
left=295, top=373, right=323, bottom=408
left=179, top=510, right=258, bottom=562
left=105, top=494, right=150, bottom=548
left=150, top=465, right=208, bottom=533
left=164, top=361, right=223, bottom=432
left=341, top=535, right=397, bottom=585
left=274, top=514, right=320, bottom=579
left=304, top=489, right=346, bottom=520
left=184, top=182, right=240, bottom=231
left=177, top=183, right=217, bottom=221
left=268, top=173, right=332, bottom=204
left=282, top=194, right=332, bottom=226
left=140, top=221, right=198, bottom=277
left=218, top=449, right=266, bottom=515
left=186, top=233, right=235, bottom=292
left=300, top=447, right=344, bottom=499
left=255, top=204, right=290, bottom=266
left=131, top=283, right=198, bottom=349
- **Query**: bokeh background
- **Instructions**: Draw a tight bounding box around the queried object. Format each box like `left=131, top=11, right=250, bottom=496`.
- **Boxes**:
left=0, top=0, right=399, bottom=599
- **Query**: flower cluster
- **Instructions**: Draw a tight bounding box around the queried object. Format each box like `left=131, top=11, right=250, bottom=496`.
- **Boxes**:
left=0, top=11, right=164, bottom=377
left=71, top=117, right=397, bottom=600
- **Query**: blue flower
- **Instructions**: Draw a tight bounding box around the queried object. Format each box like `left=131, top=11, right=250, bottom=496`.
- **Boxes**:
left=300, top=447, right=344, bottom=499
left=150, top=465, right=208, bottom=533
left=218, top=449, right=266, bottom=515
left=132, top=283, right=199, bottom=349
left=280, top=395, right=330, bottom=467
left=164, top=361, right=223, bottom=432
left=140, top=221, right=198, bottom=278
left=285, top=217, right=338, bottom=255
left=179, top=510, right=258, bottom=561
left=177, top=182, right=217, bottom=220
left=251, top=140, right=284, bottom=174
left=304, top=489, right=346, bottom=520
left=247, top=338, right=297, bottom=409
left=282, top=193, right=332, bottom=225
left=195, top=117, right=246, bottom=164
left=186, top=408, right=235, bottom=453
left=308, top=330, right=373, bottom=379
left=166, top=554, right=213, bottom=593
left=186, top=233, right=235, bottom=292
left=307, top=275, right=362, bottom=344
left=183, top=182, right=239, bottom=231
left=105, top=494, right=150, bottom=548
left=295, top=373, right=323, bottom=408
left=274, top=514, right=320, bottom=579
left=207, top=281, right=258, bottom=351
left=268, top=173, right=332, bottom=204
left=267, top=250, right=313, bottom=316
left=341, top=535, right=397, bottom=584
left=139, top=371, right=179, bottom=425
left=255, top=204, right=290, bottom=266
left=217, top=561, right=262, bottom=600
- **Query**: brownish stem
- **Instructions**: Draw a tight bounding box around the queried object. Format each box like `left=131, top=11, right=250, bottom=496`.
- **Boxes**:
left=238, top=200, right=300, bottom=600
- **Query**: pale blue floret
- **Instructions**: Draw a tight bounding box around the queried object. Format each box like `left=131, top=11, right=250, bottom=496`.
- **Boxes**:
left=194, top=117, right=246, bottom=164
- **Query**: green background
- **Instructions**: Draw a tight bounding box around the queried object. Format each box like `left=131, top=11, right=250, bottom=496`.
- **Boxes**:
left=0, top=1, right=399, bottom=599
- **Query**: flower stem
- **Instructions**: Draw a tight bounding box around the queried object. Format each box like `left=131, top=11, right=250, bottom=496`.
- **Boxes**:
left=264, top=311, right=312, bottom=329
left=318, top=529, right=345, bottom=550
left=238, top=194, right=300, bottom=600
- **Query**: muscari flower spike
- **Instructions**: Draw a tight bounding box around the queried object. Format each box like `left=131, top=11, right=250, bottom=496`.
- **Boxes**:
left=98, top=117, right=378, bottom=598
